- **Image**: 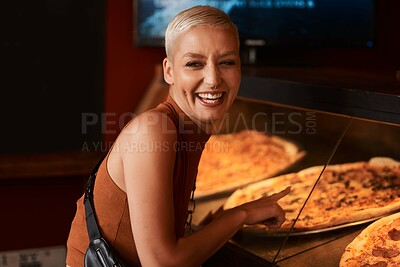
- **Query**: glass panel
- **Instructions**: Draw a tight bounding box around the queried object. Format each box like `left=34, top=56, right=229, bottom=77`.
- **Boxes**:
left=276, top=117, right=399, bottom=266
left=193, top=97, right=399, bottom=266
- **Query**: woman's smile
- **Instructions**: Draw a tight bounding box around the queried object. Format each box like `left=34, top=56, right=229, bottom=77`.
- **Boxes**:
left=196, top=92, right=225, bottom=106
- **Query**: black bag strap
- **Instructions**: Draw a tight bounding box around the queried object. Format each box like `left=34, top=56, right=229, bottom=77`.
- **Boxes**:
left=84, top=153, right=107, bottom=241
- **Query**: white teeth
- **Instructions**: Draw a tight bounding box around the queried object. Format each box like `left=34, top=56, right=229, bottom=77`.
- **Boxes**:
left=197, top=92, right=223, bottom=99
left=202, top=98, right=219, bottom=104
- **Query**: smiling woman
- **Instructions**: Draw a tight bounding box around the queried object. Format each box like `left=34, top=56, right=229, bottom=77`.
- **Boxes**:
left=66, top=5, right=290, bottom=267
left=163, top=23, right=241, bottom=129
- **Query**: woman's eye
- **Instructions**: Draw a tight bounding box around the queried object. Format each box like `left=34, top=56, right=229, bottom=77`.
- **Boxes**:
left=220, top=60, right=235, bottom=66
left=186, top=61, right=203, bottom=68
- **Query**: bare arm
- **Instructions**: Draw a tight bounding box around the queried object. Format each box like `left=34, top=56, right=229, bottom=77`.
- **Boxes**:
left=118, top=112, right=289, bottom=267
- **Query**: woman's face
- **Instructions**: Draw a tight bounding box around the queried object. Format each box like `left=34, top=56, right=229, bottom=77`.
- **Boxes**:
left=163, top=25, right=241, bottom=131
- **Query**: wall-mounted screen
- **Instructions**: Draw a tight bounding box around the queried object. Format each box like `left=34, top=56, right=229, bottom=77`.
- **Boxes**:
left=134, top=0, right=375, bottom=49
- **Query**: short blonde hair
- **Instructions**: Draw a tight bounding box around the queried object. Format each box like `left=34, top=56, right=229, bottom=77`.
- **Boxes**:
left=165, top=5, right=239, bottom=59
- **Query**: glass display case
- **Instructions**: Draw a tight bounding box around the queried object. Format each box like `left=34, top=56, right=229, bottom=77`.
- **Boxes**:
left=193, top=67, right=400, bottom=267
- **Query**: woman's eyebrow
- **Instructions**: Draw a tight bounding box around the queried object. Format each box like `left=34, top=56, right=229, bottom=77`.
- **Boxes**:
left=183, top=53, right=205, bottom=59
left=183, top=51, right=237, bottom=59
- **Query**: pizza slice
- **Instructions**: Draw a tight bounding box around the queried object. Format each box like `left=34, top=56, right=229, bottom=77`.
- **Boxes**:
left=224, top=157, right=400, bottom=233
left=340, top=212, right=400, bottom=267
left=195, top=130, right=306, bottom=198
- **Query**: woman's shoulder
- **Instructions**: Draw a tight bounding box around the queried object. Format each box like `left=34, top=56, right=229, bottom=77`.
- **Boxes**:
left=120, top=110, right=177, bottom=142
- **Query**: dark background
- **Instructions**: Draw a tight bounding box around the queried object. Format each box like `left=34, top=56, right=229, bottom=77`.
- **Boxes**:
left=0, top=0, right=104, bottom=153
left=0, top=0, right=398, bottom=255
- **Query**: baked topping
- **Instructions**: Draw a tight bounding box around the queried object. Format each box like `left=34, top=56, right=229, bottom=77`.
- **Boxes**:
left=372, top=247, right=400, bottom=258
left=361, top=261, right=388, bottom=267
left=388, top=228, right=400, bottom=241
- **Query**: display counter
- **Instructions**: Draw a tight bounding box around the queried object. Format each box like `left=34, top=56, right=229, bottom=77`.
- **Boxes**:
left=192, top=68, right=399, bottom=266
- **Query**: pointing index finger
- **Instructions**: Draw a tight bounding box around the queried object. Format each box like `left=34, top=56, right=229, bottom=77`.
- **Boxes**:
left=268, top=186, right=291, bottom=201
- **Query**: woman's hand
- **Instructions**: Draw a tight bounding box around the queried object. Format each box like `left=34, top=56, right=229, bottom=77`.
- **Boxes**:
left=236, top=186, right=290, bottom=229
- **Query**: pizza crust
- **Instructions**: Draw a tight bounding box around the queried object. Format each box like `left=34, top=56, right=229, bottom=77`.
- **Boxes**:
left=369, top=157, right=400, bottom=167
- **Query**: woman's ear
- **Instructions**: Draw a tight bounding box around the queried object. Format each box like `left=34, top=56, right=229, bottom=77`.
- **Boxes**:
left=163, top=58, right=174, bottom=85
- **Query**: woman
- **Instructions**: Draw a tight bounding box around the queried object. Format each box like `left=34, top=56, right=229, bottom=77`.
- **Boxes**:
left=66, top=5, right=290, bottom=266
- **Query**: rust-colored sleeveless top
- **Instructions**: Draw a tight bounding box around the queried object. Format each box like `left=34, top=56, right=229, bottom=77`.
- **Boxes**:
left=66, top=96, right=210, bottom=266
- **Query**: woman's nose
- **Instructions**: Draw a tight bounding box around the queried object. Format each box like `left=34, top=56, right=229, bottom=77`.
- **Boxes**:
left=204, top=65, right=221, bottom=88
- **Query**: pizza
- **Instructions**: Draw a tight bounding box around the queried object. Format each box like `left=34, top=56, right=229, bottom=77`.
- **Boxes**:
left=340, top=212, right=400, bottom=267
left=223, top=157, right=400, bottom=233
left=195, top=130, right=305, bottom=198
